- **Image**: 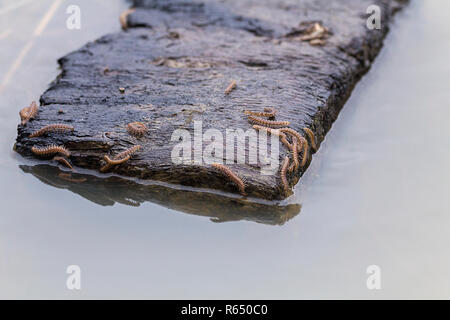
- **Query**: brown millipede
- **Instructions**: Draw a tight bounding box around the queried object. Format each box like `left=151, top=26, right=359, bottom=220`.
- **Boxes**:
left=119, top=8, right=135, bottom=30
left=280, top=135, right=293, bottom=151
left=19, top=107, right=29, bottom=122
left=105, top=155, right=131, bottom=165
left=281, top=131, right=309, bottom=167
left=127, top=122, right=147, bottom=137
left=100, top=155, right=131, bottom=172
left=252, top=125, right=292, bottom=150
left=252, top=125, right=281, bottom=136
left=248, top=116, right=290, bottom=128
left=32, top=145, right=70, bottom=157
left=289, top=139, right=300, bottom=172
left=279, top=127, right=310, bottom=165
left=300, top=138, right=309, bottom=167
left=211, top=163, right=246, bottom=196
left=252, top=125, right=285, bottom=141
left=280, top=156, right=290, bottom=194
left=114, top=145, right=141, bottom=160
left=29, top=124, right=74, bottom=138
left=20, top=101, right=38, bottom=125
left=279, top=128, right=302, bottom=142
left=280, top=128, right=309, bottom=167
left=99, top=163, right=112, bottom=173
left=244, top=107, right=277, bottom=118
left=224, top=80, right=237, bottom=95
left=100, top=145, right=140, bottom=172
left=53, top=156, right=73, bottom=169
left=303, top=127, right=317, bottom=150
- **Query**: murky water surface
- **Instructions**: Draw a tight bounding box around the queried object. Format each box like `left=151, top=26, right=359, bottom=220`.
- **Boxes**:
left=0, top=0, right=449, bottom=298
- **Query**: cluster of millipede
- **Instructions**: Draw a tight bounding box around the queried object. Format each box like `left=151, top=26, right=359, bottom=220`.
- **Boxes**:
left=19, top=96, right=147, bottom=176
left=20, top=101, right=75, bottom=170
left=210, top=104, right=316, bottom=197
left=244, top=106, right=316, bottom=196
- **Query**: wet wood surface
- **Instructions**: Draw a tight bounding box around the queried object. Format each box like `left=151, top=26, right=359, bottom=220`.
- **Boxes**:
left=15, top=0, right=408, bottom=203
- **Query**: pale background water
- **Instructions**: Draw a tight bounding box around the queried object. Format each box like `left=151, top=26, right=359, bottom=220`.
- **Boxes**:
left=0, top=0, right=449, bottom=299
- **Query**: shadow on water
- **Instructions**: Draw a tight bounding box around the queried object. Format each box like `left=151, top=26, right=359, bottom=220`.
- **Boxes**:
left=19, top=164, right=301, bottom=225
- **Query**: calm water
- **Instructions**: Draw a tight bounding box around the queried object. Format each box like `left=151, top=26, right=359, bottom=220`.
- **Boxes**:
left=1, top=0, right=449, bottom=299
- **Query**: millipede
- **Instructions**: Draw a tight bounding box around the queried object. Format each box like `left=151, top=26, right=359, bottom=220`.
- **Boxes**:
left=303, top=127, right=317, bottom=151
left=300, top=138, right=309, bottom=167
left=119, top=8, right=135, bottom=30
left=279, top=127, right=303, bottom=142
left=20, top=101, right=38, bottom=125
left=211, top=163, right=246, bottom=196
left=244, top=107, right=277, bottom=118
left=279, top=127, right=310, bottom=165
left=105, top=155, right=131, bottom=165
left=252, top=125, right=281, bottom=136
left=247, top=115, right=290, bottom=128
left=19, top=107, right=30, bottom=122
left=283, top=133, right=309, bottom=167
left=224, top=80, right=237, bottom=95
left=114, top=145, right=141, bottom=160
left=289, top=139, right=300, bottom=172
left=32, top=145, right=70, bottom=157
left=29, top=124, right=74, bottom=138
left=127, top=122, right=147, bottom=137
left=252, top=125, right=292, bottom=150
left=100, top=155, right=131, bottom=172
left=100, top=145, right=141, bottom=172
left=280, top=156, right=290, bottom=194
left=280, top=134, right=293, bottom=151
left=53, top=156, right=73, bottom=169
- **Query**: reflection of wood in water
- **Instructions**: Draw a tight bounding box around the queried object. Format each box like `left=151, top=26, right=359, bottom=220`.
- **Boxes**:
left=19, top=164, right=301, bottom=225
left=57, top=172, right=87, bottom=183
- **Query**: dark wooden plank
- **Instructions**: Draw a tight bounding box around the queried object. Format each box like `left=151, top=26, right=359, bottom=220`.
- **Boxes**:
left=15, top=0, right=408, bottom=203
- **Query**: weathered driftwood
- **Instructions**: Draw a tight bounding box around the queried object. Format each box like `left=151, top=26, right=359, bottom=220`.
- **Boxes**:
left=15, top=0, right=408, bottom=206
